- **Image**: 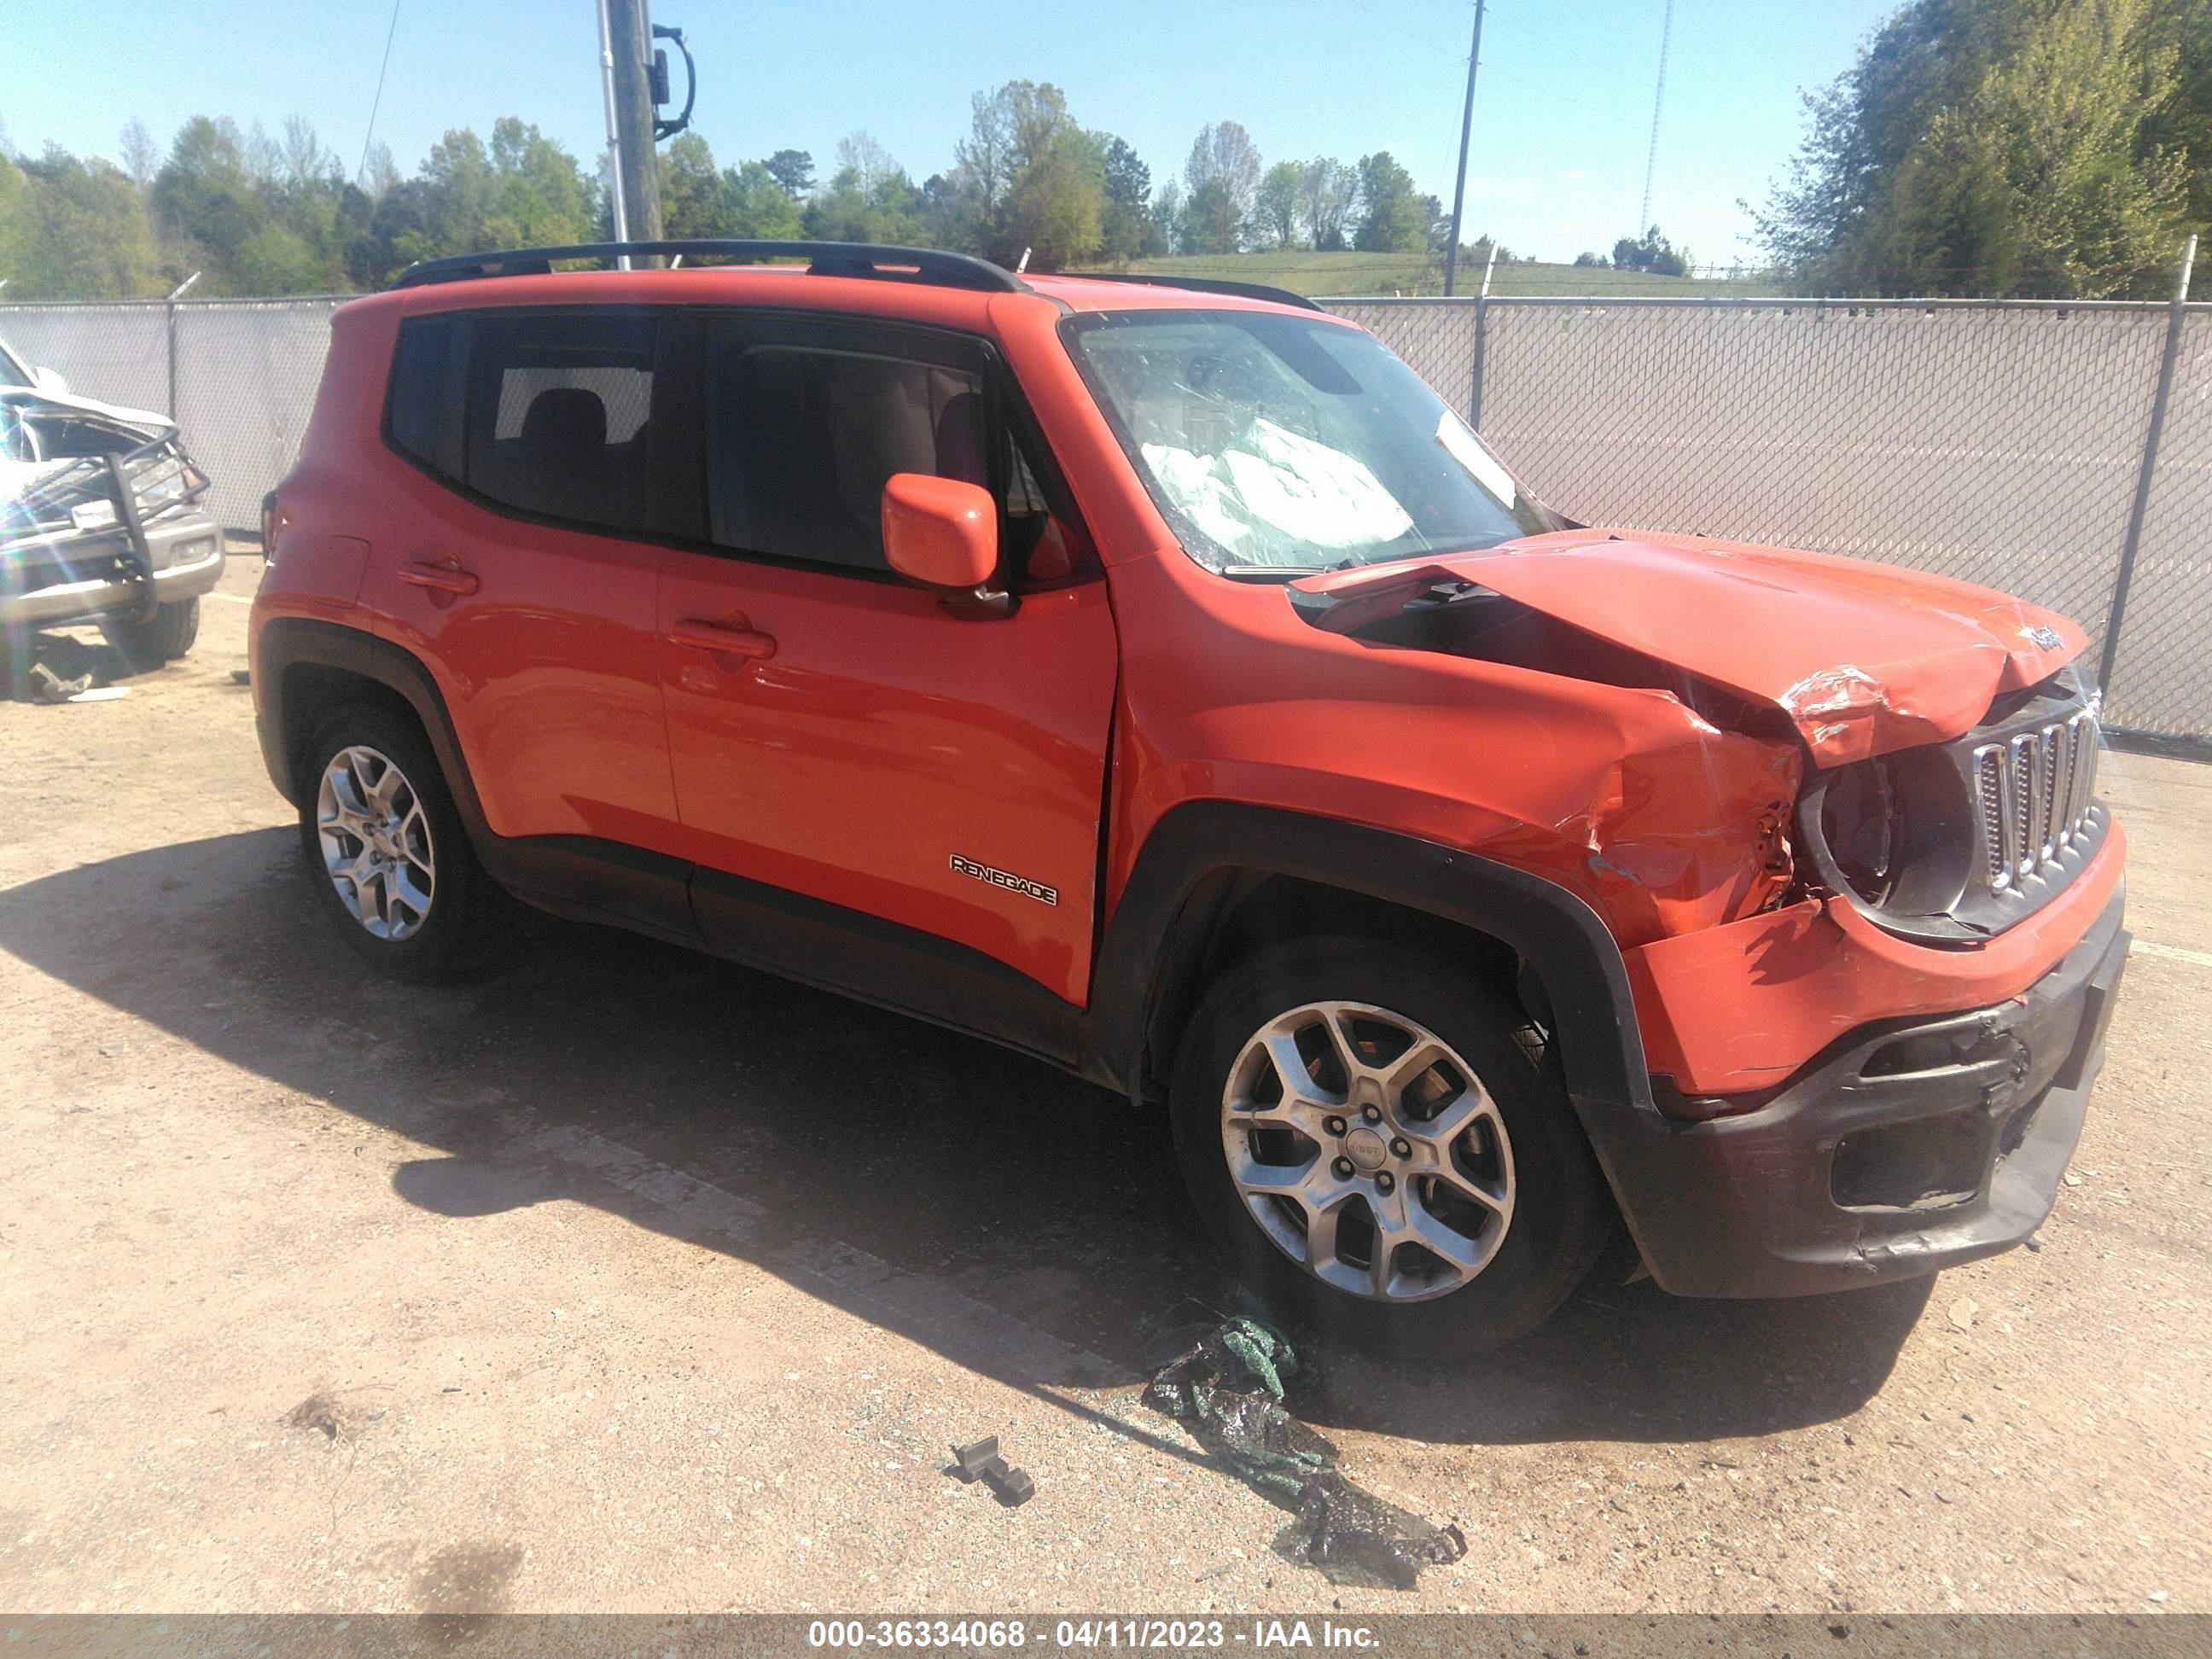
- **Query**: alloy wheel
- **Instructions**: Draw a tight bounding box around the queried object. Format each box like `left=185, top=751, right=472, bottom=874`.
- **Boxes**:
left=316, top=745, right=436, bottom=940
left=1220, top=1000, right=1515, bottom=1301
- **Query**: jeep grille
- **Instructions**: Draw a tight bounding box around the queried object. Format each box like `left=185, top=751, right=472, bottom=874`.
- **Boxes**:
left=1974, top=705, right=2100, bottom=893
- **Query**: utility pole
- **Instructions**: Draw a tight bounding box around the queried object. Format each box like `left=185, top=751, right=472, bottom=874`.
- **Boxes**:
left=601, top=0, right=663, bottom=247
left=1442, top=0, right=1487, bottom=297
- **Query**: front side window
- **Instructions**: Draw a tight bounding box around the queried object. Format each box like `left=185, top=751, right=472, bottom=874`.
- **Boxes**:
left=1062, top=310, right=1563, bottom=574
left=705, top=339, right=986, bottom=573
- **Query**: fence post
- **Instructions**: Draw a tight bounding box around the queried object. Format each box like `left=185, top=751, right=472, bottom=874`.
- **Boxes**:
left=2100, top=235, right=2197, bottom=696
left=1469, top=243, right=1498, bottom=429
left=162, top=271, right=201, bottom=422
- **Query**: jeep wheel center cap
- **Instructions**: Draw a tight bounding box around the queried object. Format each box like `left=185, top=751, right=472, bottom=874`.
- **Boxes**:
left=1343, top=1126, right=1389, bottom=1171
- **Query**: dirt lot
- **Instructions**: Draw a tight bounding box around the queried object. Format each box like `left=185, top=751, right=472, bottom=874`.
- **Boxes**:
left=1, top=550, right=2207, bottom=1618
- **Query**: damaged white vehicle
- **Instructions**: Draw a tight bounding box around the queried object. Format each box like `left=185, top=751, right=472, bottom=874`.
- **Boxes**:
left=2, top=338, right=224, bottom=668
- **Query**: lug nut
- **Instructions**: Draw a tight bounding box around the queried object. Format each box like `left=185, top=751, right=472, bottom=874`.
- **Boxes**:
left=1324, top=1116, right=1347, bottom=1137
left=1332, top=1157, right=1354, bottom=1179
left=1375, top=1172, right=1395, bottom=1194
left=1391, top=1138, right=1412, bottom=1158
left=1362, top=1104, right=1382, bottom=1123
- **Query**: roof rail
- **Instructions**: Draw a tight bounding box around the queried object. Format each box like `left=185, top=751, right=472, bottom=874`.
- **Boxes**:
left=1058, top=271, right=1325, bottom=312
left=388, top=240, right=1031, bottom=294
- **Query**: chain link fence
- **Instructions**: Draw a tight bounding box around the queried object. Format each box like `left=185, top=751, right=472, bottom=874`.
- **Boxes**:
left=1332, top=294, right=2211, bottom=748
left=2, top=296, right=343, bottom=532
left=5, top=289, right=2204, bottom=745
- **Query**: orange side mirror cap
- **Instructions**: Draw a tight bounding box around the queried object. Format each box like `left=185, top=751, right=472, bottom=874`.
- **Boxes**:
left=882, top=473, right=998, bottom=591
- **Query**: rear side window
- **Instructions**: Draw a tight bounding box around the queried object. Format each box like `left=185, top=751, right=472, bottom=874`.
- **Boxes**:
left=386, top=309, right=668, bottom=538
left=465, top=312, right=662, bottom=535
left=705, top=341, right=986, bottom=573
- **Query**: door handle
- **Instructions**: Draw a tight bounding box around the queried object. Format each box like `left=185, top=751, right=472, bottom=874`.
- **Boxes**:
left=669, top=616, right=777, bottom=660
left=399, top=561, right=480, bottom=596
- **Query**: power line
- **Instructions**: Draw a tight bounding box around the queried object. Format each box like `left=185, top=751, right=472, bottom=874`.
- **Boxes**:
left=356, top=0, right=403, bottom=188
left=1639, top=0, right=1674, bottom=233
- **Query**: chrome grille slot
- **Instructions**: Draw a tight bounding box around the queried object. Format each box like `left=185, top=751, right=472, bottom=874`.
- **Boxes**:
left=1976, top=748, right=2006, bottom=882
left=1975, top=707, right=2100, bottom=893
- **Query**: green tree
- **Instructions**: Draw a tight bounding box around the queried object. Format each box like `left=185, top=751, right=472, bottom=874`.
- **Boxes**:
left=9, top=148, right=163, bottom=298
left=944, top=82, right=1106, bottom=267
left=1299, top=157, right=1356, bottom=251
left=1181, top=121, right=1261, bottom=252
left=805, top=134, right=927, bottom=246
left=762, top=148, right=815, bottom=199
left=1352, top=151, right=1424, bottom=252
left=1756, top=0, right=2197, bottom=295
left=482, top=117, right=594, bottom=247
left=659, top=131, right=725, bottom=237
left=1095, top=135, right=1158, bottom=259
left=720, top=160, right=803, bottom=238
left=151, top=116, right=273, bottom=292
left=1612, top=224, right=1691, bottom=276
left=1254, top=160, right=1302, bottom=247
left=1003, top=127, right=1103, bottom=268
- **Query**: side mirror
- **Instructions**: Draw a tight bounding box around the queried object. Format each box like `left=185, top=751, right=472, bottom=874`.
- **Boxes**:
left=882, top=473, right=1002, bottom=596
left=32, top=364, right=68, bottom=397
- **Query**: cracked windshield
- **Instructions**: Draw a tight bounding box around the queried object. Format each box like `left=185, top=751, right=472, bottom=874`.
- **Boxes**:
left=1065, top=310, right=1561, bottom=573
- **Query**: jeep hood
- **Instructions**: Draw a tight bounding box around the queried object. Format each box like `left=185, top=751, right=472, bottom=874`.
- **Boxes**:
left=1290, top=530, right=2086, bottom=765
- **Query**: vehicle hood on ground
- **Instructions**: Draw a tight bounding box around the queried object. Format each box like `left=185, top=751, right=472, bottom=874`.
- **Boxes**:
left=1290, top=529, right=2086, bottom=765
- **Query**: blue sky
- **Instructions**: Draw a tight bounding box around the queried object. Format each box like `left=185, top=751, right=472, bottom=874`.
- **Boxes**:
left=0, top=0, right=1899, bottom=265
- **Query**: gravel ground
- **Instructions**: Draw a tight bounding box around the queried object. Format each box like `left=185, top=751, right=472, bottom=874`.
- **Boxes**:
left=0, top=550, right=2206, bottom=1617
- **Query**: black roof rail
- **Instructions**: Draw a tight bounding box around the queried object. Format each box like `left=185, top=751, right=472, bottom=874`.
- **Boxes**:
left=388, top=240, right=1031, bottom=294
left=1058, top=271, right=1325, bottom=312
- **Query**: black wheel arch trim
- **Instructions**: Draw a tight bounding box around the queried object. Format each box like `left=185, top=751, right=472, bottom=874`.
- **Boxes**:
left=1078, top=800, right=1653, bottom=1122
left=256, top=617, right=493, bottom=839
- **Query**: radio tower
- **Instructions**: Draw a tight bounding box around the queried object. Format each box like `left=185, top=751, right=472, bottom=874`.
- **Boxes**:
left=1639, top=0, right=1676, bottom=235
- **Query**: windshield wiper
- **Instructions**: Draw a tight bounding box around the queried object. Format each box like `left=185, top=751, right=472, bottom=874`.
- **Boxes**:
left=1218, top=562, right=1326, bottom=581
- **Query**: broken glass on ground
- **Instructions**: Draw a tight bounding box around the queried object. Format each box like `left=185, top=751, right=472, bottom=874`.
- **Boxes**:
left=1142, top=1314, right=1468, bottom=1590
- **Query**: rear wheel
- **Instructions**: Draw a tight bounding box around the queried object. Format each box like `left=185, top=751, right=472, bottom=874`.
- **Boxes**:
left=1170, top=934, right=1612, bottom=1357
left=101, top=597, right=201, bottom=669
left=298, top=707, right=506, bottom=981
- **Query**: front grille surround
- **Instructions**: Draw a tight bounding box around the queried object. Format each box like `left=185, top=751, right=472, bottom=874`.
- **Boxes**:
left=1798, top=670, right=2107, bottom=946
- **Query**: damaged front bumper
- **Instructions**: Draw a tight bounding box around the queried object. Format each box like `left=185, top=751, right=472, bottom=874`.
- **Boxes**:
left=1587, top=884, right=2128, bottom=1299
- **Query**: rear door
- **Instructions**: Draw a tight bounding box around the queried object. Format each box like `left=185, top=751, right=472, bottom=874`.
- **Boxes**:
left=370, top=306, right=694, bottom=927
left=657, top=312, right=1118, bottom=1006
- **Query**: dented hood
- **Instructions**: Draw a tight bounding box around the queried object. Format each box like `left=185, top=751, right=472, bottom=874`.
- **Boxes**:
left=1294, top=531, right=2085, bottom=765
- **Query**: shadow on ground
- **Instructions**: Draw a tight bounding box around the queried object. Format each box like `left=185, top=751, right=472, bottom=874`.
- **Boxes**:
left=0, top=829, right=1932, bottom=1447
left=0, top=628, right=138, bottom=701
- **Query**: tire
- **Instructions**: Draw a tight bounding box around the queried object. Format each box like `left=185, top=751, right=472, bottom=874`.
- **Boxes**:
left=101, top=597, right=201, bottom=669
left=297, top=705, right=508, bottom=981
left=1169, top=934, right=1613, bottom=1359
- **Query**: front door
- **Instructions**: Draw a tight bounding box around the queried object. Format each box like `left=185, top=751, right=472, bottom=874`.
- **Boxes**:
left=658, top=314, right=1117, bottom=1006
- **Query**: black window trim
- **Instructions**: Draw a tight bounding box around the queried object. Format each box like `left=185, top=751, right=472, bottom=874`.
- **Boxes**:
left=379, top=302, right=1102, bottom=593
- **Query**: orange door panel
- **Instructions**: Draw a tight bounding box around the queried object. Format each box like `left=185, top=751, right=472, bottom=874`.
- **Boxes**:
left=368, top=485, right=679, bottom=854
left=658, top=554, right=1117, bottom=1004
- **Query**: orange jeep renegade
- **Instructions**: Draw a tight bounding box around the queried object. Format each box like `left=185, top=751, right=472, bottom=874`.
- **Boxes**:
left=252, top=240, right=2128, bottom=1352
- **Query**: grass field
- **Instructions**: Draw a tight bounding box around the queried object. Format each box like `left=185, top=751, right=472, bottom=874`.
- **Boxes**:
left=1121, top=249, right=1785, bottom=299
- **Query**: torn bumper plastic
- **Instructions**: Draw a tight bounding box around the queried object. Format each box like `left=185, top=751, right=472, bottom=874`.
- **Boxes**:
left=1585, top=883, right=2128, bottom=1299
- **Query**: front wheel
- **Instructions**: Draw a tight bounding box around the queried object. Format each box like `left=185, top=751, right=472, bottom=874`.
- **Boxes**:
left=1169, top=935, right=1613, bottom=1358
